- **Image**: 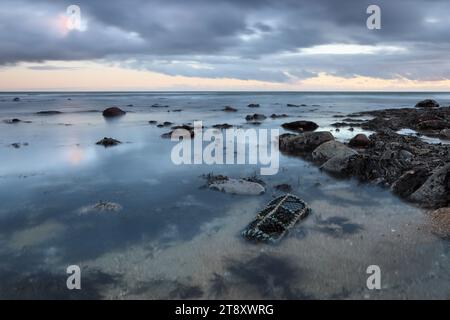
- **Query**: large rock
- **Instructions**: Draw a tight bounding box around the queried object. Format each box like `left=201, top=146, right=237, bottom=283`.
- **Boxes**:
left=348, top=134, right=371, bottom=148
left=320, top=154, right=356, bottom=174
left=282, top=120, right=319, bottom=132
left=391, top=167, right=431, bottom=198
left=416, top=120, right=449, bottom=130
left=415, top=99, right=439, bottom=108
left=409, top=164, right=450, bottom=208
left=102, top=107, right=126, bottom=117
left=311, top=140, right=357, bottom=163
left=209, top=178, right=265, bottom=195
left=279, top=131, right=334, bottom=154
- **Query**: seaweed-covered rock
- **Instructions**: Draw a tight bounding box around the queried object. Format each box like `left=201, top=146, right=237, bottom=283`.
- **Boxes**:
left=282, top=120, right=318, bottom=132
left=415, top=99, right=439, bottom=108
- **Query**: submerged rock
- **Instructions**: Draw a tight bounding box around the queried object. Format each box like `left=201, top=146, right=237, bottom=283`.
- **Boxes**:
left=282, top=120, right=318, bottom=132
left=242, top=194, right=311, bottom=242
left=279, top=131, right=334, bottom=154
left=415, top=99, right=439, bottom=108
left=4, top=118, right=23, bottom=124
left=96, top=137, right=122, bottom=147
left=13, top=97, right=20, bottom=102
left=207, top=175, right=265, bottom=195
left=320, top=153, right=356, bottom=174
left=270, top=114, right=289, bottom=119
left=312, top=140, right=357, bottom=163
left=102, top=107, right=126, bottom=118
left=151, top=103, right=169, bottom=108
left=247, top=103, right=260, bottom=108
left=36, top=111, right=62, bottom=115
left=274, top=184, right=293, bottom=192
left=286, top=103, right=302, bottom=107
left=79, top=201, right=122, bottom=214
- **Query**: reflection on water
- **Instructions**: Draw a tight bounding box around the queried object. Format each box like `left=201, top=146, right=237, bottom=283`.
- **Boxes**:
left=0, top=92, right=449, bottom=299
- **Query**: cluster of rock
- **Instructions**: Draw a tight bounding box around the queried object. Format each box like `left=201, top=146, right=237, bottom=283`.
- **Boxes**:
left=279, top=103, right=450, bottom=210
left=334, top=99, right=450, bottom=140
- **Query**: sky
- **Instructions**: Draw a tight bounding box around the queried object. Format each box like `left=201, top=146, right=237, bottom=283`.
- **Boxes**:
left=1, top=0, right=450, bottom=91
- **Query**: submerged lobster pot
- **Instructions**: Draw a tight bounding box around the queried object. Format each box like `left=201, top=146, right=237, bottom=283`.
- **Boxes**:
left=242, top=194, right=311, bottom=243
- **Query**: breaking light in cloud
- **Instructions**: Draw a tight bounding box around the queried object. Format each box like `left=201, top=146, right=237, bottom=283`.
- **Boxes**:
left=0, top=0, right=450, bottom=91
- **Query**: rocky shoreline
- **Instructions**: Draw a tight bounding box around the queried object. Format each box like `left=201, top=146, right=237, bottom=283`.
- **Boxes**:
left=280, top=100, right=450, bottom=212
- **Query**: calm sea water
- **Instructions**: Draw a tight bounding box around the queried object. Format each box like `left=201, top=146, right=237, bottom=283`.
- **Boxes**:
left=0, top=92, right=449, bottom=299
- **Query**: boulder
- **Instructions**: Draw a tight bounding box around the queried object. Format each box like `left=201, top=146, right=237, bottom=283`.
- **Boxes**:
left=282, top=120, right=318, bottom=132
left=409, top=164, right=450, bottom=208
left=348, top=134, right=371, bottom=148
left=391, top=167, right=431, bottom=198
left=96, top=137, right=122, bottom=147
left=245, top=114, right=266, bottom=121
left=440, top=129, right=450, bottom=139
left=279, top=131, right=334, bottom=154
left=312, top=140, right=358, bottom=163
left=223, top=106, right=237, bottom=112
left=320, top=154, right=356, bottom=174
left=415, top=99, right=439, bottom=108
left=102, top=107, right=126, bottom=117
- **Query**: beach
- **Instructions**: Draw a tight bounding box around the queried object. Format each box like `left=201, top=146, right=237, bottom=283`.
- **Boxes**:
left=0, top=91, right=449, bottom=299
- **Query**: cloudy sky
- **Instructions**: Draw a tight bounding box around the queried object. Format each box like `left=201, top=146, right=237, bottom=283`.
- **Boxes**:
left=1, top=0, right=450, bottom=91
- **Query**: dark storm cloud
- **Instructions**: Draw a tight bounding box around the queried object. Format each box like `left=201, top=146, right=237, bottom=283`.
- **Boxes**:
left=1, top=0, right=450, bottom=81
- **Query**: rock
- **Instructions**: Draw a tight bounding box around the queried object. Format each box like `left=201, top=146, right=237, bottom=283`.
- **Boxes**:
left=36, top=111, right=62, bottom=115
left=157, top=121, right=173, bottom=128
left=282, top=120, right=319, bottom=132
left=247, top=103, right=260, bottom=108
left=391, top=167, right=431, bottom=198
left=348, top=134, right=371, bottom=148
left=208, top=176, right=265, bottom=195
left=245, top=114, right=266, bottom=121
left=287, top=103, right=301, bottom=107
left=417, top=120, right=449, bottom=130
left=427, top=207, right=450, bottom=239
left=312, top=140, right=357, bottom=163
left=270, top=114, right=289, bottom=119
left=320, top=154, right=356, bottom=174
left=10, top=143, right=21, bottom=149
left=409, top=164, right=450, bottom=208
left=212, top=123, right=233, bottom=129
left=223, top=106, right=237, bottom=112
left=415, top=99, right=439, bottom=108
left=279, top=131, right=334, bottom=154
left=96, top=137, right=122, bottom=147
left=274, top=184, right=292, bottom=192
left=440, top=129, right=450, bottom=139
left=148, top=120, right=157, bottom=125
left=162, top=125, right=194, bottom=139
left=102, top=107, right=126, bottom=117
left=4, top=118, right=22, bottom=124
left=13, top=97, right=20, bottom=102
left=151, top=103, right=169, bottom=108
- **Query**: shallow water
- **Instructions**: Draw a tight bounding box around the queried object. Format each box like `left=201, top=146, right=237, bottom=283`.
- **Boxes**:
left=0, top=92, right=449, bottom=299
